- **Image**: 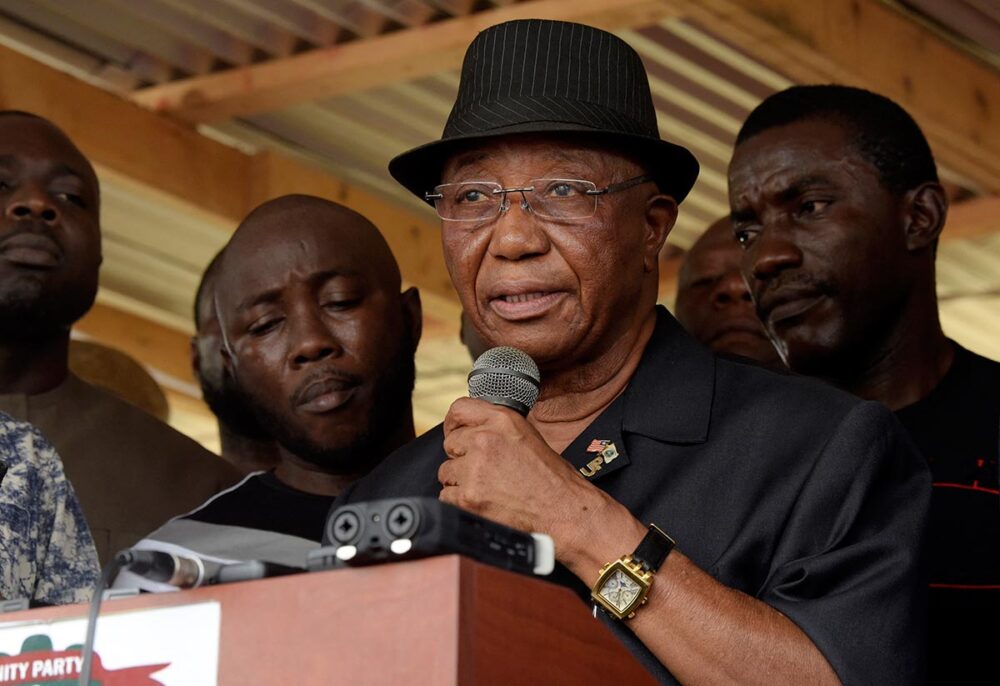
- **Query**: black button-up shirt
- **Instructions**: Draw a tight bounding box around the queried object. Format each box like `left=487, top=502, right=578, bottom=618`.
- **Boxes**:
left=336, top=307, right=930, bottom=684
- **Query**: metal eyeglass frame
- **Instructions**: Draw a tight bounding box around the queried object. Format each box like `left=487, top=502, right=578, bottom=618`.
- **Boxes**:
left=424, top=174, right=655, bottom=222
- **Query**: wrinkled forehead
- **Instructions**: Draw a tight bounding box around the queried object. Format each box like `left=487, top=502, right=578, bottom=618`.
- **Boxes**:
left=728, top=120, right=863, bottom=194
left=442, top=134, right=639, bottom=181
left=0, top=116, right=99, bottom=192
left=680, top=237, right=742, bottom=286
left=217, top=219, right=381, bottom=314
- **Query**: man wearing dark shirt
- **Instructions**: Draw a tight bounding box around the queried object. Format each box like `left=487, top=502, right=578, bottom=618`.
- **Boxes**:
left=337, top=21, right=930, bottom=684
left=118, top=195, right=423, bottom=582
left=729, top=84, right=999, bottom=685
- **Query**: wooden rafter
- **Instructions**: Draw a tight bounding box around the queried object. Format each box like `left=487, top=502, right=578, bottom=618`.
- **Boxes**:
left=943, top=196, right=1000, bottom=243
left=131, top=0, right=1000, bottom=194
left=676, top=0, right=1000, bottom=193
left=130, top=0, right=682, bottom=120
left=0, top=42, right=454, bottom=303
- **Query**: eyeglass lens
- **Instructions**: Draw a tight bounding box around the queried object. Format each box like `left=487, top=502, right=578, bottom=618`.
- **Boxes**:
left=432, top=179, right=599, bottom=221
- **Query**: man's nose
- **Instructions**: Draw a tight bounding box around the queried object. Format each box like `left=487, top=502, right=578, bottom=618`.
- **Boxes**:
left=749, top=226, right=803, bottom=281
left=487, top=195, right=551, bottom=261
left=5, top=187, right=60, bottom=224
left=712, top=270, right=754, bottom=308
left=289, top=310, right=342, bottom=367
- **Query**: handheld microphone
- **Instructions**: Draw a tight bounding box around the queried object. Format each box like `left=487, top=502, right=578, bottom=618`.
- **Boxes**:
left=116, top=549, right=206, bottom=589
left=467, top=346, right=540, bottom=415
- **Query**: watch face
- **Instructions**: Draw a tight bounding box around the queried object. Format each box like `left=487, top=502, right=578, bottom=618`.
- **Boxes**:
left=599, top=569, right=642, bottom=614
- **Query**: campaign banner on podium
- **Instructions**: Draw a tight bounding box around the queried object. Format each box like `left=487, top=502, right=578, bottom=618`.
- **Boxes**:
left=0, top=602, right=220, bottom=685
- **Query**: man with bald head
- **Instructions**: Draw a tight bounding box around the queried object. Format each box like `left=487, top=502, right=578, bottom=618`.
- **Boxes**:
left=0, top=111, right=238, bottom=564
left=674, top=217, right=780, bottom=366
left=119, top=195, right=422, bottom=579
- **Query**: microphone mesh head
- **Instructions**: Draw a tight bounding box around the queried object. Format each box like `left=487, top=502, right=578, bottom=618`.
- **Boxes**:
left=468, top=346, right=541, bottom=414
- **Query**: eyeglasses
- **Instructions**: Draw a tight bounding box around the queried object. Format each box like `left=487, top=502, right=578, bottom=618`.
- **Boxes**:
left=425, top=174, right=654, bottom=223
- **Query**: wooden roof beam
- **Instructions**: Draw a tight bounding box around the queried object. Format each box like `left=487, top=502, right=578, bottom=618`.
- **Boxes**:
left=130, top=0, right=681, bottom=121
left=675, top=0, right=1000, bottom=193
left=132, top=0, right=999, bottom=194
left=943, top=196, right=1000, bottom=243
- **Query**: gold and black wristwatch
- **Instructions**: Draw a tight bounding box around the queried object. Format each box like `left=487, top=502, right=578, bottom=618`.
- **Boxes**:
left=591, top=523, right=675, bottom=620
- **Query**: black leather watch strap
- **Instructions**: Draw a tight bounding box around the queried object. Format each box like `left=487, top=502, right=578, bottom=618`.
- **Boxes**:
left=633, top=523, right=675, bottom=572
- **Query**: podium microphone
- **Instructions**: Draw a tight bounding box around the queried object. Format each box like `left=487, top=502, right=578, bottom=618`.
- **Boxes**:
left=468, top=346, right=540, bottom=415
left=117, top=549, right=206, bottom=589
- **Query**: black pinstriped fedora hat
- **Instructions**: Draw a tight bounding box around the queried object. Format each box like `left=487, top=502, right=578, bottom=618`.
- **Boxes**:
left=389, top=19, right=699, bottom=202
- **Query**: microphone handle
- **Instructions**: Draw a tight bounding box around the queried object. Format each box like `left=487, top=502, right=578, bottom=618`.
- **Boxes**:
left=120, top=549, right=205, bottom=588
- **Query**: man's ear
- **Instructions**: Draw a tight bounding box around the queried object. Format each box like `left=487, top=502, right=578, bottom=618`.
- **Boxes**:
left=644, top=193, right=679, bottom=272
left=220, top=341, right=235, bottom=374
left=401, top=287, right=423, bottom=349
left=902, top=182, right=948, bottom=251
left=190, top=337, right=202, bottom=382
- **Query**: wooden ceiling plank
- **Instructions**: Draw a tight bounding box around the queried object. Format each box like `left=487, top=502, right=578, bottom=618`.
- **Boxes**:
left=0, top=0, right=172, bottom=87
left=423, top=0, right=478, bottom=17
left=354, top=0, right=438, bottom=28
left=0, top=13, right=141, bottom=91
left=660, top=19, right=792, bottom=92
left=102, top=0, right=256, bottom=67
left=130, top=0, right=683, bottom=121
left=249, top=149, right=456, bottom=299
left=674, top=0, right=1000, bottom=193
left=286, top=0, right=387, bottom=37
left=942, top=196, right=1000, bottom=242
left=217, top=0, right=341, bottom=47
left=0, top=42, right=456, bottom=303
left=621, top=28, right=763, bottom=111
left=132, top=0, right=998, bottom=194
left=30, top=0, right=217, bottom=76
left=76, top=299, right=198, bottom=386
left=156, top=0, right=299, bottom=58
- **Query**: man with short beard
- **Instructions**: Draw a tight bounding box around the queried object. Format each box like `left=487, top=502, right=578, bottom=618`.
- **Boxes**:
left=118, top=195, right=422, bottom=579
left=0, top=111, right=239, bottom=564
left=729, top=85, right=1000, bottom=685
left=190, top=249, right=279, bottom=474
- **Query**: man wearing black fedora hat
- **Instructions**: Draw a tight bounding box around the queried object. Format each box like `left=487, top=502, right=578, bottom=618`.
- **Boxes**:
left=337, top=19, right=929, bottom=685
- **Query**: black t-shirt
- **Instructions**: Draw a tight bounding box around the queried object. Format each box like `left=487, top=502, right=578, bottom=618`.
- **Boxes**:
left=896, top=342, right=1000, bottom=686
left=187, top=472, right=336, bottom=543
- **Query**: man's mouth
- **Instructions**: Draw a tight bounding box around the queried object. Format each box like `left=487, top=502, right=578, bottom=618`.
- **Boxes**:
left=0, top=232, right=62, bottom=269
left=766, top=295, right=825, bottom=326
left=487, top=285, right=565, bottom=320
left=294, top=376, right=361, bottom=414
left=709, top=322, right=769, bottom=344
left=759, top=286, right=827, bottom=327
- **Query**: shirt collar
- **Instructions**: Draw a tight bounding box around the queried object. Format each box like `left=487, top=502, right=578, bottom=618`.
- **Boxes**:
left=620, top=306, right=714, bottom=445
left=562, top=306, right=715, bottom=481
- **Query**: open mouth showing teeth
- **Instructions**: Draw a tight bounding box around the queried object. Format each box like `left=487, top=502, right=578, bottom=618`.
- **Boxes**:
left=489, top=290, right=564, bottom=320
left=502, top=292, right=549, bottom=303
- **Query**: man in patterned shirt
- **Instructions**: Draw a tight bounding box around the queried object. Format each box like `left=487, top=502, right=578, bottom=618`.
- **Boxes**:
left=0, top=411, right=98, bottom=605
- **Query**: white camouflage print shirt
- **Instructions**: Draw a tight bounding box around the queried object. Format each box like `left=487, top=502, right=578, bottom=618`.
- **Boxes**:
left=0, top=411, right=99, bottom=605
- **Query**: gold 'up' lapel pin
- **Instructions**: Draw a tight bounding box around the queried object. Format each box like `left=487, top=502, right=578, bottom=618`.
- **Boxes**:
left=579, top=439, right=620, bottom=478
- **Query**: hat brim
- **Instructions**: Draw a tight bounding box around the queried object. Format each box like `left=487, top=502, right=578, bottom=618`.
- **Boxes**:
left=389, top=121, right=700, bottom=205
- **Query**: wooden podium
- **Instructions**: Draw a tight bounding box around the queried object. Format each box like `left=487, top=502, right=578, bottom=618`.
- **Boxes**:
left=1, top=555, right=657, bottom=685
